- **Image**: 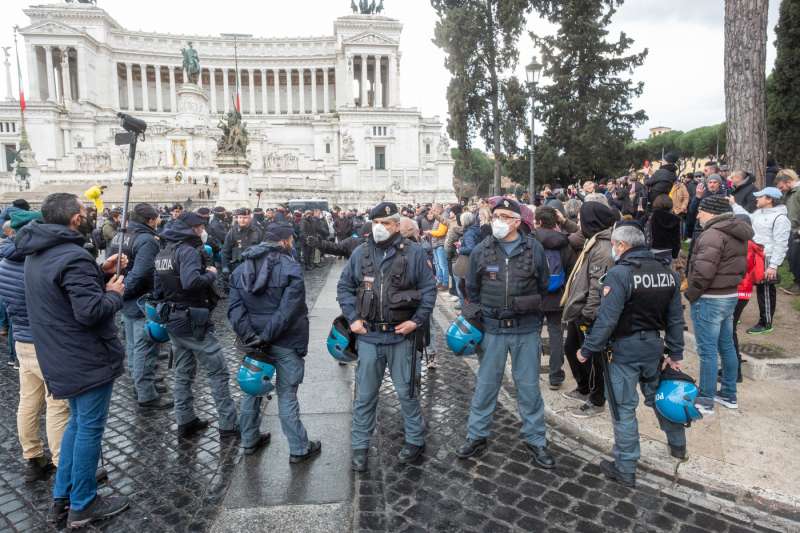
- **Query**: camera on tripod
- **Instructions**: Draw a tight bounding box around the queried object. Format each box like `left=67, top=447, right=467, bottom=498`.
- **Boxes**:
left=115, top=113, right=147, bottom=145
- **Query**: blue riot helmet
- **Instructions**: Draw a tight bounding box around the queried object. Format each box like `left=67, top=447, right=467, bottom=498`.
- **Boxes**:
left=446, top=315, right=483, bottom=356
left=327, top=315, right=358, bottom=363
left=203, top=244, right=213, bottom=258
left=144, top=320, right=170, bottom=343
left=654, top=368, right=703, bottom=425
left=237, top=357, right=276, bottom=396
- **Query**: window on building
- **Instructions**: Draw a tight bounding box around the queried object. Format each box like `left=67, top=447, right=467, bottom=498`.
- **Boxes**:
left=425, top=143, right=431, bottom=155
left=4, top=144, right=17, bottom=172
left=375, top=146, right=386, bottom=170
left=325, top=143, right=331, bottom=154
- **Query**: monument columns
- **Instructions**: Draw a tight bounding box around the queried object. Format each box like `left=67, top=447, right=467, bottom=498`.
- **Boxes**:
left=126, top=62, right=134, bottom=111
left=389, top=53, right=397, bottom=107
left=155, top=65, right=163, bottom=112
left=139, top=63, right=149, bottom=111
left=360, top=54, right=368, bottom=107
left=237, top=68, right=243, bottom=111
left=310, top=67, right=317, bottom=114
left=261, top=69, right=268, bottom=114
left=286, top=68, right=293, bottom=114
left=209, top=67, right=216, bottom=113
left=375, top=56, right=382, bottom=108
left=45, top=46, right=56, bottom=102
left=26, top=44, right=39, bottom=101
left=299, top=67, right=306, bottom=114
left=323, top=67, right=329, bottom=113
left=197, top=67, right=203, bottom=88
left=112, top=62, right=121, bottom=110
left=273, top=69, right=280, bottom=115
left=248, top=69, right=256, bottom=114
left=169, top=65, right=176, bottom=112
left=60, top=48, right=72, bottom=103
left=222, top=67, right=230, bottom=113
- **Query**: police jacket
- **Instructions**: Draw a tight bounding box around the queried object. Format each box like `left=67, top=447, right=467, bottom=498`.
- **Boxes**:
left=466, top=234, right=549, bottom=334
left=111, top=221, right=160, bottom=318
left=315, top=235, right=365, bottom=259
left=222, top=223, right=263, bottom=271
left=16, top=222, right=124, bottom=399
left=208, top=216, right=229, bottom=246
left=0, top=242, right=32, bottom=342
left=154, top=220, right=218, bottom=336
left=337, top=233, right=437, bottom=345
left=228, top=242, right=309, bottom=355
left=582, top=247, right=684, bottom=363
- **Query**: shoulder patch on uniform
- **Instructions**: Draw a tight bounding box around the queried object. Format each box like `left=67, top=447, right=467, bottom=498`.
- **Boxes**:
left=603, top=286, right=612, bottom=297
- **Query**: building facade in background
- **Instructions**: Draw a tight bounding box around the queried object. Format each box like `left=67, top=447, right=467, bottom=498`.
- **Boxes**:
left=0, top=1, right=455, bottom=208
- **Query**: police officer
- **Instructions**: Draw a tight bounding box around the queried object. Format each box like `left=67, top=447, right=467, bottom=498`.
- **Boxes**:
left=455, top=198, right=555, bottom=469
left=113, top=203, right=173, bottom=410
left=154, top=212, right=238, bottom=439
left=251, top=207, right=269, bottom=233
left=337, top=202, right=436, bottom=472
left=228, top=222, right=322, bottom=461
left=580, top=223, right=686, bottom=487
left=208, top=206, right=230, bottom=249
left=222, top=208, right=263, bottom=276
left=195, top=207, right=222, bottom=258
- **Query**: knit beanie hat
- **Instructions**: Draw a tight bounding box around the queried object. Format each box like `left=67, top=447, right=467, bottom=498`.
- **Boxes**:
left=698, top=195, right=732, bottom=216
left=10, top=210, right=42, bottom=230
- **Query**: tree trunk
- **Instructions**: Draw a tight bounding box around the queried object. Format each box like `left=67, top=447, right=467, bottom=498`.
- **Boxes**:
left=724, top=0, right=769, bottom=187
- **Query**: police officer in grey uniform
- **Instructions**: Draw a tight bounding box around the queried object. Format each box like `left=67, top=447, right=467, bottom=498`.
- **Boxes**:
left=580, top=223, right=686, bottom=487
left=154, top=212, right=238, bottom=439
left=455, top=198, right=555, bottom=469
left=337, top=202, right=437, bottom=472
left=222, top=208, right=263, bottom=277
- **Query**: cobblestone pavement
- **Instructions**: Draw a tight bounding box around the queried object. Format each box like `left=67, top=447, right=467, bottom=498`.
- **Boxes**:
left=0, top=261, right=331, bottom=533
left=354, top=323, right=781, bottom=533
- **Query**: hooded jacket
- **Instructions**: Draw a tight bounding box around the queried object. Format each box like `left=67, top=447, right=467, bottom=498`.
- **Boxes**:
left=686, top=213, right=754, bottom=302
left=458, top=220, right=482, bottom=257
left=649, top=209, right=682, bottom=259
left=646, top=165, right=677, bottom=206
left=0, top=241, right=32, bottom=342
left=16, top=222, right=124, bottom=399
left=228, top=242, right=309, bottom=355
left=732, top=175, right=759, bottom=213
left=732, top=203, right=791, bottom=268
left=534, top=228, right=577, bottom=313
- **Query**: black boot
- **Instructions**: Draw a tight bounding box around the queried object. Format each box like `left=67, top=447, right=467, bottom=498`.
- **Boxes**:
left=67, top=495, right=129, bottom=529
left=455, top=438, right=487, bottom=459
left=525, top=443, right=556, bottom=469
left=138, top=397, right=174, bottom=411
left=243, top=433, right=271, bottom=456
left=599, top=459, right=635, bottom=488
left=177, top=418, right=209, bottom=438
left=290, top=440, right=322, bottom=464
left=24, top=456, right=54, bottom=483
left=48, top=498, right=69, bottom=527
left=669, top=445, right=688, bottom=461
left=351, top=449, right=368, bottom=472
left=398, top=443, right=425, bottom=464
left=219, top=427, right=241, bottom=441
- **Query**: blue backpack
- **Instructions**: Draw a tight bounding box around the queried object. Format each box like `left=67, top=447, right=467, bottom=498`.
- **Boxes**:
left=544, top=248, right=565, bottom=293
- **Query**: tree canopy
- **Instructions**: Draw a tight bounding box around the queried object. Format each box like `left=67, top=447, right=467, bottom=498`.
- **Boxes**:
left=767, top=0, right=800, bottom=170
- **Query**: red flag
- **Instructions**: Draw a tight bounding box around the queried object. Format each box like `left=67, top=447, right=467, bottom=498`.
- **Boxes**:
left=19, top=90, right=25, bottom=112
left=15, top=41, right=25, bottom=112
left=235, top=93, right=240, bottom=113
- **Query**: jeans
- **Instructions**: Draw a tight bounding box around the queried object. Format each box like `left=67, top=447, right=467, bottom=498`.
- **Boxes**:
left=467, top=327, right=547, bottom=447
left=53, top=382, right=114, bottom=511
left=6, top=318, right=15, bottom=363
left=544, top=311, right=564, bottom=385
left=16, top=342, right=70, bottom=466
left=170, top=331, right=237, bottom=430
left=691, top=296, right=738, bottom=402
left=755, top=282, right=777, bottom=327
left=352, top=339, right=424, bottom=449
left=608, top=358, right=685, bottom=474
left=122, top=315, right=159, bottom=403
left=433, top=246, right=449, bottom=287
left=239, top=346, right=310, bottom=455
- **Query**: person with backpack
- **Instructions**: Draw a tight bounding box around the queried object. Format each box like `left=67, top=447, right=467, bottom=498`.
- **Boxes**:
left=101, top=209, right=121, bottom=251
left=533, top=206, right=577, bottom=390
left=730, top=187, right=791, bottom=334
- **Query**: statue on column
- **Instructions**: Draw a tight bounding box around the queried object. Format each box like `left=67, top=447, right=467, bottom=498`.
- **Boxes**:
left=217, top=109, right=249, bottom=157
left=181, top=42, right=201, bottom=84
left=352, top=0, right=384, bottom=14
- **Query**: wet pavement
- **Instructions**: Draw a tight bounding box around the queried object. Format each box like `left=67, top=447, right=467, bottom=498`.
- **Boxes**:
left=0, top=261, right=331, bottom=533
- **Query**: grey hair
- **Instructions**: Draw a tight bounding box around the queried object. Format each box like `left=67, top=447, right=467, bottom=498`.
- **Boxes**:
left=611, top=225, right=646, bottom=248
left=2, top=221, right=11, bottom=232
left=400, top=216, right=419, bottom=233
left=564, top=198, right=582, bottom=219
left=584, top=192, right=610, bottom=207
left=730, top=169, right=747, bottom=180
left=460, top=211, right=475, bottom=227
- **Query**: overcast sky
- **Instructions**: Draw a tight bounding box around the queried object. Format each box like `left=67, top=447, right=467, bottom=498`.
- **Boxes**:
left=0, top=0, right=781, bottom=141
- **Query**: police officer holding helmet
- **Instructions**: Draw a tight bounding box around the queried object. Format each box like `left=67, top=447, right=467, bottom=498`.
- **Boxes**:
left=227, top=222, right=322, bottom=461
left=154, top=211, right=238, bottom=439
left=222, top=208, right=263, bottom=277
left=337, top=202, right=437, bottom=472
left=579, top=223, right=686, bottom=488
left=113, top=203, right=173, bottom=411
left=456, top=198, right=555, bottom=469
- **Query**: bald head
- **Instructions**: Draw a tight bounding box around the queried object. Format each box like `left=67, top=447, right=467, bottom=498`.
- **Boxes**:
left=399, top=217, right=419, bottom=240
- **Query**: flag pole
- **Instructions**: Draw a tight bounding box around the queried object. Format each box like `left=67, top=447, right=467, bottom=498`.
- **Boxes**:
left=12, top=26, right=29, bottom=151
left=233, top=35, right=240, bottom=112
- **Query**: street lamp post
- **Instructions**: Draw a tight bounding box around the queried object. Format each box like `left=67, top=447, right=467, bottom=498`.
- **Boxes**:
left=525, top=56, right=542, bottom=204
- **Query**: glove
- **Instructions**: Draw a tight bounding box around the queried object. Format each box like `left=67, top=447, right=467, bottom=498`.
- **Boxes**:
left=579, top=346, right=600, bottom=363
left=240, top=332, right=269, bottom=352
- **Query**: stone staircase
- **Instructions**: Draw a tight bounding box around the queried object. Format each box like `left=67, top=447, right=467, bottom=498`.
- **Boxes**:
left=0, top=182, right=217, bottom=208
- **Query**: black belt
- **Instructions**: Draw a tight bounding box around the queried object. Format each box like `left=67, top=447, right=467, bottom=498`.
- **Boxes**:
left=482, top=316, right=520, bottom=329
left=365, top=321, right=400, bottom=333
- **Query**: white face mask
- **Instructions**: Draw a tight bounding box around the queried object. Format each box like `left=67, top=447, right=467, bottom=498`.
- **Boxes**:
left=372, top=223, right=391, bottom=243
left=200, top=230, right=208, bottom=244
left=611, top=245, right=620, bottom=263
left=492, top=219, right=511, bottom=240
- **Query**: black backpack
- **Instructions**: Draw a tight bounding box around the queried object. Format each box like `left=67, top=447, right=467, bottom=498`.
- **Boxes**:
left=91, top=226, right=106, bottom=251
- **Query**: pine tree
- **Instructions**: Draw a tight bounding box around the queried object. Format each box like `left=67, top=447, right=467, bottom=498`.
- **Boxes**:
left=531, top=0, right=647, bottom=183
left=767, top=0, right=800, bottom=170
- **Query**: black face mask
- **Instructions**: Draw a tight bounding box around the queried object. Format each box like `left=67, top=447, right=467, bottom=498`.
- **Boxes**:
left=76, top=215, right=93, bottom=236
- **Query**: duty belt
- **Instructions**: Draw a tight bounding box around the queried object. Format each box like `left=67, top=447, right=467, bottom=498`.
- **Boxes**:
left=482, top=316, right=519, bottom=329
left=365, top=321, right=401, bottom=333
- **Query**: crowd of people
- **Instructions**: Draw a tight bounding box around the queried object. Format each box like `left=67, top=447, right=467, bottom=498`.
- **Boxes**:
left=0, top=152, right=798, bottom=528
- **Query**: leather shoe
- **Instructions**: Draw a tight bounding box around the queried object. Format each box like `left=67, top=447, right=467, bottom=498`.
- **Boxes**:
left=525, top=443, right=556, bottom=469
left=599, top=459, right=635, bottom=488
left=351, top=449, right=368, bottom=472
left=48, top=498, right=69, bottom=527
left=398, top=443, right=425, bottom=464
left=455, top=438, right=487, bottom=459
left=669, top=444, right=688, bottom=461
left=219, top=427, right=241, bottom=440
left=243, top=433, right=271, bottom=455
left=138, top=397, right=173, bottom=411
left=290, top=440, right=322, bottom=464
left=177, top=418, right=209, bottom=438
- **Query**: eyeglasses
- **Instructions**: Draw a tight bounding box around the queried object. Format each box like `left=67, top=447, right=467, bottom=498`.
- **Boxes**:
left=492, top=214, right=520, bottom=223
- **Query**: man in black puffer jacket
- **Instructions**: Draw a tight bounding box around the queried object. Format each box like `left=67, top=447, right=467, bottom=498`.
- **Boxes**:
left=730, top=170, right=759, bottom=213
left=16, top=193, right=129, bottom=528
left=645, top=152, right=679, bottom=208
